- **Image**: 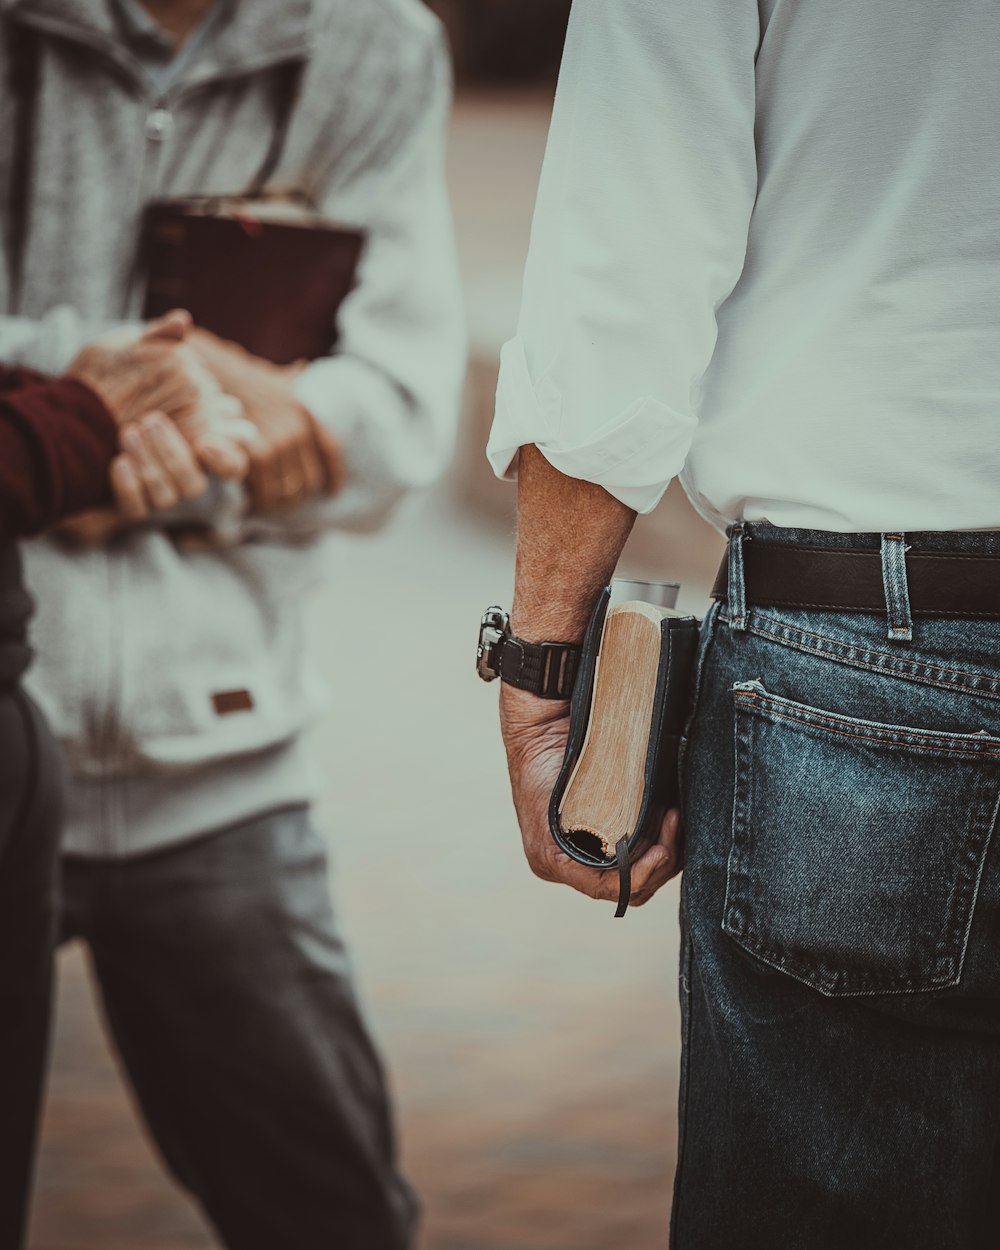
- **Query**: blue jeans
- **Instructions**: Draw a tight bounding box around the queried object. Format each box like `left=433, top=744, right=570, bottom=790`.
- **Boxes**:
left=674, top=525, right=1000, bottom=1249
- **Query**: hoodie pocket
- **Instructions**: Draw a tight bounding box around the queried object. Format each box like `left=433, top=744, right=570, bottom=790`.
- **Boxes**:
left=723, top=684, right=1000, bottom=998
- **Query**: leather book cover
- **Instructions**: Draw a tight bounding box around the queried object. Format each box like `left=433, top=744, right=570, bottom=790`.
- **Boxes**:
left=549, top=589, right=698, bottom=915
left=141, top=199, right=366, bottom=366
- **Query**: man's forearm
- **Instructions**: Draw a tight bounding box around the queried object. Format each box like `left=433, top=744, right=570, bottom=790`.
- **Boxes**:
left=512, top=444, right=637, bottom=644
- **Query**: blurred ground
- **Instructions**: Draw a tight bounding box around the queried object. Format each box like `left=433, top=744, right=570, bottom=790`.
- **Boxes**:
left=28, top=91, right=720, bottom=1250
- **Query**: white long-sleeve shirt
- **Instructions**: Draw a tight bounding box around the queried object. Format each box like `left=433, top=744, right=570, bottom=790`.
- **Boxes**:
left=488, top=0, right=1000, bottom=533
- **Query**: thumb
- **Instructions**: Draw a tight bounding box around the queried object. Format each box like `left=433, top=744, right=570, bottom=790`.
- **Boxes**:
left=142, top=308, right=193, bottom=343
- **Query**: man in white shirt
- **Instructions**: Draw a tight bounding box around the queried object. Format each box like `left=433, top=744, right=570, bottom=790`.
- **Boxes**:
left=489, top=1, right=1000, bottom=1245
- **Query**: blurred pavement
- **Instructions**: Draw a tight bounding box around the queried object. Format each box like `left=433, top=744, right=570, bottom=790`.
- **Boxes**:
left=28, top=91, right=720, bottom=1250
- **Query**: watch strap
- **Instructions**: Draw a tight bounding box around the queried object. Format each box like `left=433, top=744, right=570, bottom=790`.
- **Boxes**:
left=498, top=636, right=580, bottom=699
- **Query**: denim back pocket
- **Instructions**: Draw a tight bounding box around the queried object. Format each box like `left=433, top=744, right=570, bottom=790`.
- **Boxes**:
left=723, top=683, right=1000, bottom=997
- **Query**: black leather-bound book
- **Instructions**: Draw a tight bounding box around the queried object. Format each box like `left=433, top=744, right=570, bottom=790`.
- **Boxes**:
left=141, top=198, right=366, bottom=366
left=549, top=587, right=699, bottom=917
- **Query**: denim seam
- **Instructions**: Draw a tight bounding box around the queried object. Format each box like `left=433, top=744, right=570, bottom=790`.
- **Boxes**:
left=670, top=915, right=696, bottom=1243
left=958, top=786, right=1000, bottom=986
left=731, top=611, right=1000, bottom=702
left=721, top=700, right=755, bottom=952
left=734, top=691, right=1000, bottom=757
left=725, top=939, right=958, bottom=999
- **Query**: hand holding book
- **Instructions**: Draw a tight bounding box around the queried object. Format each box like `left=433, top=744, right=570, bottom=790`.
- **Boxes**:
left=501, top=683, right=684, bottom=911
left=548, top=586, right=699, bottom=916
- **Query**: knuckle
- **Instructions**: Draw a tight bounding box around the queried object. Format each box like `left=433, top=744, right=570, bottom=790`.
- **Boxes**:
left=527, top=853, right=552, bottom=883
left=179, top=475, right=207, bottom=500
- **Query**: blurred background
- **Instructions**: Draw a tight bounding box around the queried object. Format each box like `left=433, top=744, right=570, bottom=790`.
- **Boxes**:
left=28, top=6, right=723, bottom=1248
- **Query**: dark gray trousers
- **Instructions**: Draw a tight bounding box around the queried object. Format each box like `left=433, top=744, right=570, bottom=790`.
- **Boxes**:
left=61, top=806, right=416, bottom=1250
left=0, top=688, right=62, bottom=1250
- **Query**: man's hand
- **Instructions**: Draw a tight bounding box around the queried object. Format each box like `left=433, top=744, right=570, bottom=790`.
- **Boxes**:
left=500, top=683, right=682, bottom=907
left=189, top=329, right=345, bottom=511
left=54, top=411, right=221, bottom=545
left=111, top=412, right=211, bottom=521
left=66, top=311, right=250, bottom=480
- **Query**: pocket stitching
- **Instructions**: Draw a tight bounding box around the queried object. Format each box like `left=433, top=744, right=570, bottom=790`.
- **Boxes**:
left=734, top=689, right=1000, bottom=759
left=723, top=688, right=1000, bottom=997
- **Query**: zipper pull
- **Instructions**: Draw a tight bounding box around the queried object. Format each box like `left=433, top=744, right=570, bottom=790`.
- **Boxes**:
left=145, top=107, right=174, bottom=143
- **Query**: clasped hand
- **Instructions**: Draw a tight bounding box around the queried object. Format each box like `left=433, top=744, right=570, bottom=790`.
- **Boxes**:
left=64, top=310, right=344, bottom=536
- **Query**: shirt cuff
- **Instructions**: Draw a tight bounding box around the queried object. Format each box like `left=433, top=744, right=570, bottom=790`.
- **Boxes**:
left=486, top=337, right=698, bottom=515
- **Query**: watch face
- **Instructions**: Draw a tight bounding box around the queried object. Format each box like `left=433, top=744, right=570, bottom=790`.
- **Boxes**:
left=477, top=606, right=508, bottom=681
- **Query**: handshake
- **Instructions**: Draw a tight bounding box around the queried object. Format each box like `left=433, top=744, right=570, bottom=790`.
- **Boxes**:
left=65, top=309, right=343, bottom=531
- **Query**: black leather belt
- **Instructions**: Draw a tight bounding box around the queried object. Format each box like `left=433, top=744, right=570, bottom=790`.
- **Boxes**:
left=712, top=542, right=1000, bottom=619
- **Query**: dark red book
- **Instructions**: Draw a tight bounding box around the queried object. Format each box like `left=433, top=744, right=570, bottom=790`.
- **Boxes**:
left=141, top=198, right=366, bottom=366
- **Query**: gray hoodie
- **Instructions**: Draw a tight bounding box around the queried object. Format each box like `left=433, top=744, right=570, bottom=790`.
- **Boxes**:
left=0, top=0, right=466, bottom=854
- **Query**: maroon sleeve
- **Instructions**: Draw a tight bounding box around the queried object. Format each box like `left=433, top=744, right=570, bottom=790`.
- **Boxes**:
left=0, top=369, right=120, bottom=538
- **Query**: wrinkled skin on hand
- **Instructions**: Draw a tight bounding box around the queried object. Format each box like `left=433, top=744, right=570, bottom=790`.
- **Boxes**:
left=56, top=311, right=252, bottom=543
left=67, top=310, right=250, bottom=480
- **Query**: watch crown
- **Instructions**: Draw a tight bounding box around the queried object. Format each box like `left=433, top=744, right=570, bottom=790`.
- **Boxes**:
left=477, top=605, right=510, bottom=682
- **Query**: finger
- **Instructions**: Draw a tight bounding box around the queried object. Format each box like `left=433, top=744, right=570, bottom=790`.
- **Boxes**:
left=128, top=348, right=201, bottom=422
left=313, top=421, right=346, bottom=494
left=120, top=420, right=180, bottom=512
left=171, top=397, right=255, bottom=473
left=236, top=409, right=282, bottom=510
left=526, top=839, right=622, bottom=901
left=271, top=444, right=306, bottom=510
left=627, top=810, right=684, bottom=906
left=214, top=394, right=252, bottom=431
left=247, top=439, right=281, bottom=510
left=142, top=308, right=192, bottom=343
left=629, top=855, right=679, bottom=907
left=109, top=454, right=150, bottom=521
left=195, top=435, right=250, bottom=480
left=527, top=809, right=683, bottom=908
left=259, top=442, right=309, bottom=512
left=143, top=413, right=209, bottom=500
left=295, top=439, right=325, bottom=502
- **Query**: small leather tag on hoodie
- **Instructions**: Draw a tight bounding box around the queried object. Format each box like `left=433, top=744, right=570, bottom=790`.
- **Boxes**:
left=212, top=689, right=254, bottom=716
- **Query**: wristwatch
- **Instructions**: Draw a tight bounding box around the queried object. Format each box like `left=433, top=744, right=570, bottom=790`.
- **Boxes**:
left=476, top=606, right=581, bottom=699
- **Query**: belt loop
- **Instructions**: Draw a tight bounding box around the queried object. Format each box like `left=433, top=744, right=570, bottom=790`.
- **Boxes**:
left=880, top=533, right=913, bottom=643
left=728, top=522, right=747, bottom=632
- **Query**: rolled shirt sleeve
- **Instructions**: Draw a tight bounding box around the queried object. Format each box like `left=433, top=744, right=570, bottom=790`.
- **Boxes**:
left=488, top=0, right=759, bottom=514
